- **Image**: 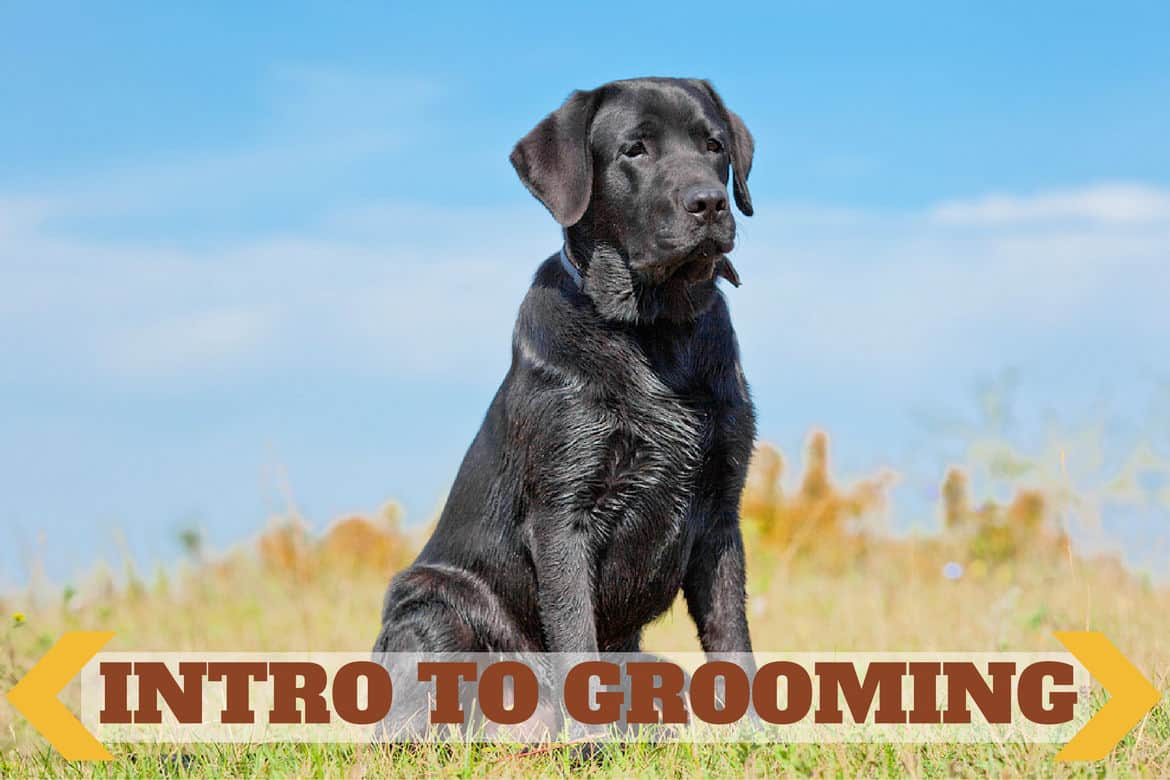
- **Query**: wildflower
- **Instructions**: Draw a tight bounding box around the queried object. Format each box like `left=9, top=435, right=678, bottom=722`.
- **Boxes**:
left=942, top=561, right=964, bottom=581
left=12, top=612, right=26, bottom=625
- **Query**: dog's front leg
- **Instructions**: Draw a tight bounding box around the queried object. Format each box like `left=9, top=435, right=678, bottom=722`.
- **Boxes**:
left=683, top=516, right=753, bottom=658
left=529, top=510, right=598, bottom=653
left=683, top=516, right=756, bottom=730
left=527, top=510, right=605, bottom=743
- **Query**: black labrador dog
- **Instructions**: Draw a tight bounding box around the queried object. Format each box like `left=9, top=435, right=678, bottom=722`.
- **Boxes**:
left=374, top=77, right=756, bottom=661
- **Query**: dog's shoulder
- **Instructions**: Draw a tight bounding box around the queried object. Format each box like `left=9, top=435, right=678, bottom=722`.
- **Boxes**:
left=518, top=253, right=590, bottom=327
left=511, top=254, right=625, bottom=381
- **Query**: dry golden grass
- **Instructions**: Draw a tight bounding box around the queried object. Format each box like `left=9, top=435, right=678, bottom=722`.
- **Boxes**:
left=2, top=434, right=1168, bottom=777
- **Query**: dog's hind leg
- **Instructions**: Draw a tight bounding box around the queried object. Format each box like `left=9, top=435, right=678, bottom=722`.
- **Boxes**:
left=374, top=563, right=535, bottom=653
left=373, top=564, right=558, bottom=742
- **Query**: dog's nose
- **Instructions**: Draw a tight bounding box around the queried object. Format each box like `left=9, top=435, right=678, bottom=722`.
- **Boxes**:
left=682, top=186, right=728, bottom=222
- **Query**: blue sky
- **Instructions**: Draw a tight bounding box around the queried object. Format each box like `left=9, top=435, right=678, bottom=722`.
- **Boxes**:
left=3, top=3, right=1170, bottom=586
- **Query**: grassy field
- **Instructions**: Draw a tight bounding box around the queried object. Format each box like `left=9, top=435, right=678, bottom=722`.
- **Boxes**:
left=2, top=435, right=1169, bottom=777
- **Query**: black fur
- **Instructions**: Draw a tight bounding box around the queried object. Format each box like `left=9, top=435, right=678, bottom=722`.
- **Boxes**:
left=374, top=78, right=757, bottom=659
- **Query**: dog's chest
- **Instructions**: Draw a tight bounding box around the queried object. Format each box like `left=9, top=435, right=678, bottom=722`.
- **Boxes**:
left=588, top=395, right=709, bottom=518
left=587, top=338, right=715, bottom=525
left=587, top=347, right=726, bottom=634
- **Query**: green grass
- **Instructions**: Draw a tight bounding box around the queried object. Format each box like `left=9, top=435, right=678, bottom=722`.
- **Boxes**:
left=4, top=713, right=1170, bottom=780
left=3, top=493, right=1169, bottom=777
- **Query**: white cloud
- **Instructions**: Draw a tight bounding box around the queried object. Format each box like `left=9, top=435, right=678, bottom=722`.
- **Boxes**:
left=2, top=182, right=1168, bottom=396
left=748, top=209, right=1166, bottom=388
left=2, top=72, right=1168, bottom=401
left=0, top=201, right=547, bottom=387
left=3, top=171, right=1168, bottom=580
left=103, top=306, right=277, bottom=378
left=0, top=196, right=54, bottom=236
left=928, top=182, right=1170, bottom=226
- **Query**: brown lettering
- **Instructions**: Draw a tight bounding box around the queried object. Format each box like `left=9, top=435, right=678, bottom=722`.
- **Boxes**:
left=943, top=661, right=1014, bottom=724
left=754, top=661, right=813, bottom=725
left=99, top=662, right=133, bottom=724
left=564, top=661, right=623, bottom=725
left=418, top=661, right=476, bottom=724
left=907, top=662, right=942, bottom=724
left=478, top=661, right=538, bottom=725
left=332, top=661, right=393, bottom=725
left=207, top=662, right=268, bottom=724
left=133, top=661, right=206, bottom=724
left=269, top=662, right=330, bottom=724
left=815, top=662, right=907, bottom=724
left=625, top=661, right=688, bottom=724
left=689, top=661, right=750, bottom=725
left=1018, top=661, right=1077, bottom=724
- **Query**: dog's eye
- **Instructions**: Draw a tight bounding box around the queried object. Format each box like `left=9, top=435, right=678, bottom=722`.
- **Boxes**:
left=706, top=138, right=724, bottom=153
left=622, top=141, right=647, bottom=158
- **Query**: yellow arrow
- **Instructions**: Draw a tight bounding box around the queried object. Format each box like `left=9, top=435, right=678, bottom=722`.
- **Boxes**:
left=1054, top=631, right=1163, bottom=762
left=5, top=630, right=114, bottom=761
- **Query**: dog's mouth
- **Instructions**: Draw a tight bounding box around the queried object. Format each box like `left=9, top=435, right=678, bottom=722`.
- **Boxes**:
left=661, top=237, right=740, bottom=287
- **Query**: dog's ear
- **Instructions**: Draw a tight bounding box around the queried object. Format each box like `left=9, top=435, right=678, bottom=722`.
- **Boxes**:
left=510, top=89, right=600, bottom=227
left=700, top=81, right=755, bottom=216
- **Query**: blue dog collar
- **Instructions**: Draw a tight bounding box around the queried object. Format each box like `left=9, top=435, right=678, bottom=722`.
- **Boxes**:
left=559, top=245, right=582, bottom=289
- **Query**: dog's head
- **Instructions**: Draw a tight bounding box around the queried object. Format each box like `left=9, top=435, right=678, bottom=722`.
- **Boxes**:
left=511, top=77, right=754, bottom=322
